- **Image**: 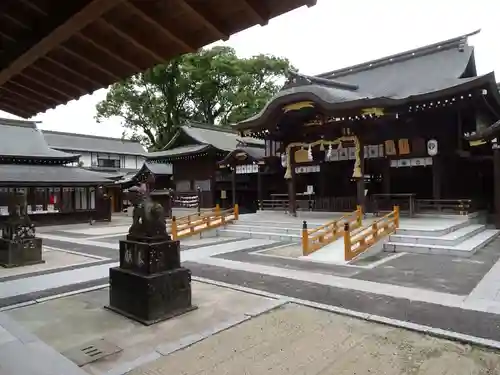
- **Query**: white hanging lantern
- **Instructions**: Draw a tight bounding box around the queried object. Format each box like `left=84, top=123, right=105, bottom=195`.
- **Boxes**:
left=307, top=145, right=313, bottom=161
left=281, top=153, right=287, bottom=168
left=325, top=144, right=332, bottom=161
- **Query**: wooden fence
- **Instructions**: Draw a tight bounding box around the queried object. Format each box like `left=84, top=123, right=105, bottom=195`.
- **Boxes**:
left=301, top=206, right=362, bottom=256
left=171, top=204, right=239, bottom=240
left=344, top=206, right=399, bottom=261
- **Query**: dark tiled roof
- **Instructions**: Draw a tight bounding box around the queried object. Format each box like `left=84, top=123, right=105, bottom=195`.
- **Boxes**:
left=162, top=123, right=264, bottom=149
left=42, top=130, right=146, bottom=156
left=145, top=162, right=173, bottom=175
left=316, top=31, right=479, bottom=98
left=178, top=124, right=264, bottom=151
left=114, top=162, right=172, bottom=185
left=235, top=30, right=498, bottom=130
left=147, top=144, right=210, bottom=159
left=219, top=146, right=266, bottom=165
left=0, top=165, right=111, bottom=185
left=0, top=118, right=78, bottom=160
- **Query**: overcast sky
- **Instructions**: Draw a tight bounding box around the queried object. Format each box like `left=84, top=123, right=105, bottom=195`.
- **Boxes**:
left=0, top=0, right=498, bottom=137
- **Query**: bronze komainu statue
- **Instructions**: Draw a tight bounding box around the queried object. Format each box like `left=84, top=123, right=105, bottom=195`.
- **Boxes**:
left=127, top=186, right=168, bottom=240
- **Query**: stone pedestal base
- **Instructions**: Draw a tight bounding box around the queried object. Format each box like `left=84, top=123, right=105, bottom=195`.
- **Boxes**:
left=107, top=266, right=196, bottom=326
left=0, top=237, right=44, bottom=268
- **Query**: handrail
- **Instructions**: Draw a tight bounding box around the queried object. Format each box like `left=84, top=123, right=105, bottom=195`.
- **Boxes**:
left=344, top=205, right=399, bottom=262
left=302, top=205, right=362, bottom=256
left=415, top=199, right=473, bottom=215
left=171, top=204, right=239, bottom=240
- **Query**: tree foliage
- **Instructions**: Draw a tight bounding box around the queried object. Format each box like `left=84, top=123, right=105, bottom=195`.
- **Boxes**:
left=95, top=46, right=293, bottom=150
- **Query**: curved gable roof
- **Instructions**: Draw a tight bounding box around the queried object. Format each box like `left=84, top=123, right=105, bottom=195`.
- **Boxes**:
left=43, top=130, right=146, bottom=155
left=0, top=118, right=78, bottom=160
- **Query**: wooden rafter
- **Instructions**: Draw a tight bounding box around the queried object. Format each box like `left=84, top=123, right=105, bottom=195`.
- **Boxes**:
left=95, top=18, right=164, bottom=63
left=29, top=64, right=88, bottom=95
left=176, top=0, right=228, bottom=41
left=0, top=93, right=42, bottom=116
left=20, top=68, right=77, bottom=99
left=240, top=0, right=268, bottom=25
left=125, top=2, right=195, bottom=53
left=20, top=0, right=134, bottom=78
left=57, top=44, right=121, bottom=81
left=75, top=32, right=142, bottom=72
left=40, top=56, right=102, bottom=87
left=0, top=85, right=51, bottom=109
left=0, top=102, right=32, bottom=118
left=0, top=0, right=125, bottom=86
left=9, top=76, right=64, bottom=103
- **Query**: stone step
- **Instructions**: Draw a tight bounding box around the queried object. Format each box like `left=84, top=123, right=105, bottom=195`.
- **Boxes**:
left=395, top=220, right=470, bottom=237
left=225, top=224, right=304, bottom=235
left=384, top=229, right=499, bottom=257
left=389, top=224, right=485, bottom=246
left=236, top=219, right=326, bottom=229
left=216, top=228, right=300, bottom=242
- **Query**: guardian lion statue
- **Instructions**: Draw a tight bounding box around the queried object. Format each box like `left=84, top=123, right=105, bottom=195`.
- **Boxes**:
left=127, top=185, right=168, bottom=240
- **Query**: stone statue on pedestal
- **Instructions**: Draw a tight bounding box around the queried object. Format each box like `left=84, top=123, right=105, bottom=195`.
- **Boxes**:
left=106, top=183, right=196, bottom=325
left=0, top=191, right=43, bottom=267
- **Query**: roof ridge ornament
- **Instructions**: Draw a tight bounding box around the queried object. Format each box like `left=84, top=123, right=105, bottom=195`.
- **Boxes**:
left=283, top=70, right=358, bottom=91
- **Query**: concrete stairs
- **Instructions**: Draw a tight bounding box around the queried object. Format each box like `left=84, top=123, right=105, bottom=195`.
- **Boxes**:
left=384, top=220, right=499, bottom=257
left=216, top=217, right=326, bottom=242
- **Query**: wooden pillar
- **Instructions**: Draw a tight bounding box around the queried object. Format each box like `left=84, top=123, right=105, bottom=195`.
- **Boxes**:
left=382, top=160, right=391, bottom=194
left=257, top=165, right=263, bottom=210
left=493, top=148, right=500, bottom=228
left=288, top=164, right=297, bottom=217
left=356, top=141, right=365, bottom=211
left=432, top=156, right=442, bottom=200
left=231, top=166, right=237, bottom=207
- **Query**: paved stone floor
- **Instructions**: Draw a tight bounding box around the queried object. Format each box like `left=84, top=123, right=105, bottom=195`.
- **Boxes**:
left=126, top=304, right=500, bottom=375
left=2, top=215, right=500, bottom=374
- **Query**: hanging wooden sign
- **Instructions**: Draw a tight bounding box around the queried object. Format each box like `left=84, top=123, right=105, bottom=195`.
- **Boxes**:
left=398, top=139, right=411, bottom=155
left=385, top=140, right=397, bottom=155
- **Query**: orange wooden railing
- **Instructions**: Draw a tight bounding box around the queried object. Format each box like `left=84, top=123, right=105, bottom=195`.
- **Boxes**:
left=302, top=205, right=362, bottom=256
left=171, top=204, right=239, bottom=240
left=344, top=205, right=399, bottom=261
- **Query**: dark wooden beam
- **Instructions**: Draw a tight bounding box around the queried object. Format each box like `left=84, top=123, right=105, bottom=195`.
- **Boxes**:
left=0, top=102, right=32, bottom=118
left=39, top=56, right=101, bottom=88
left=4, top=80, right=59, bottom=107
left=0, top=92, right=42, bottom=116
left=95, top=18, right=164, bottom=64
left=9, top=75, right=66, bottom=103
left=74, top=32, right=141, bottom=72
left=28, top=64, right=88, bottom=96
left=0, top=0, right=124, bottom=86
left=176, top=0, right=228, bottom=41
left=125, top=2, right=195, bottom=53
left=0, top=85, right=51, bottom=109
left=240, top=0, right=268, bottom=25
left=20, top=66, right=82, bottom=99
left=54, top=45, right=121, bottom=81
left=17, top=0, right=119, bottom=87
left=79, top=23, right=155, bottom=71
left=61, top=35, right=135, bottom=78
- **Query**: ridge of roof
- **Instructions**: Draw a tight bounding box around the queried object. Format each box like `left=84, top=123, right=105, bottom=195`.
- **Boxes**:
left=284, top=70, right=359, bottom=91
left=183, top=122, right=237, bottom=134
left=41, top=130, right=142, bottom=144
left=43, top=130, right=146, bottom=156
left=317, top=29, right=480, bottom=79
left=0, top=117, right=40, bottom=128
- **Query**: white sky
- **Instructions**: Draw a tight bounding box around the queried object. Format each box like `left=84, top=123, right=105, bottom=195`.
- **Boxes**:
left=0, top=0, right=498, bottom=138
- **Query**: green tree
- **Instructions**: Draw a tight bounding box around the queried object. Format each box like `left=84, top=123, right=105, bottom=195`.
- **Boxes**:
left=95, top=46, right=292, bottom=150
